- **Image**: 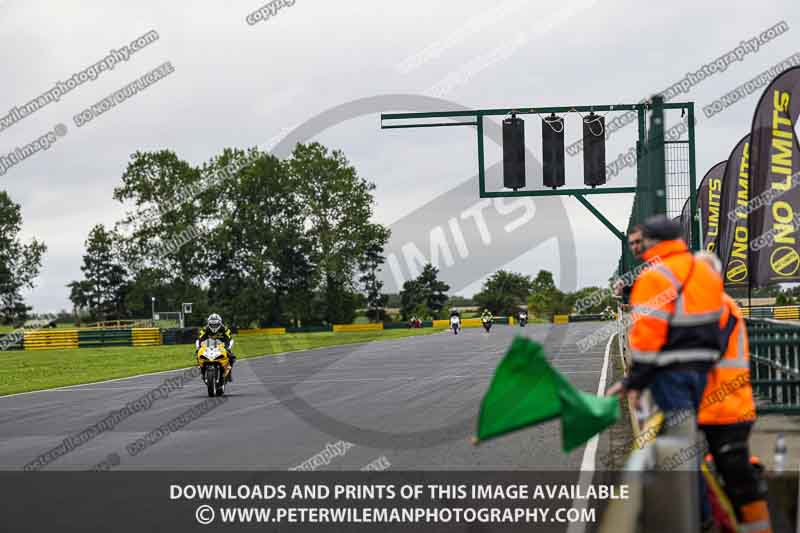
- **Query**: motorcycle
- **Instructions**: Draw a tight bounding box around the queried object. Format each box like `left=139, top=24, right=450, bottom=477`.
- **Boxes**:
left=518, top=314, right=528, bottom=327
left=450, top=315, right=461, bottom=335
left=407, top=318, right=422, bottom=329
left=481, top=316, right=492, bottom=333
left=196, top=338, right=232, bottom=397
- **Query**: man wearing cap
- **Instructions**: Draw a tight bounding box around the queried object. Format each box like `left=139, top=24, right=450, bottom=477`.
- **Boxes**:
left=607, top=215, right=725, bottom=531
left=607, top=214, right=724, bottom=426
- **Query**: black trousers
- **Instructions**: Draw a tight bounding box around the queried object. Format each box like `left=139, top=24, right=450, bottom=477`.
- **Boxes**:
left=700, top=422, right=764, bottom=512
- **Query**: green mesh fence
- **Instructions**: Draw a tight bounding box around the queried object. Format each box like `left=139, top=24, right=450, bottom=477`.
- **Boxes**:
left=665, top=141, right=691, bottom=220
left=618, top=99, right=697, bottom=280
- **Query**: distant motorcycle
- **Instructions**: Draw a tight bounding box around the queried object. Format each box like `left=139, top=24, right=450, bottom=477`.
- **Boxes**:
left=518, top=314, right=528, bottom=327
left=481, top=316, right=493, bottom=333
left=450, top=315, right=461, bottom=335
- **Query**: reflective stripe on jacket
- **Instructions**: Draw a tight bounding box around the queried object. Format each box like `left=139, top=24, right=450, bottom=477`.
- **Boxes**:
left=698, top=294, right=756, bottom=425
left=626, top=239, right=724, bottom=390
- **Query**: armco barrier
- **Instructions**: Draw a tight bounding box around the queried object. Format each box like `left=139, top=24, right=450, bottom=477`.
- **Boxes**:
left=773, top=306, right=800, bottom=320
left=285, top=325, right=333, bottom=333
left=161, top=328, right=199, bottom=345
left=332, top=323, right=383, bottom=333
left=382, top=322, right=410, bottom=330
left=16, top=316, right=524, bottom=351
left=741, top=305, right=800, bottom=320
left=131, top=328, right=162, bottom=346
left=21, top=328, right=164, bottom=350
left=78, top=328, right=132, bottom=348
left=236, top=327, right=286, bottom=336
left=23, top=329, right=79, bottom=350
left=568, top=313, right=606, bottom=322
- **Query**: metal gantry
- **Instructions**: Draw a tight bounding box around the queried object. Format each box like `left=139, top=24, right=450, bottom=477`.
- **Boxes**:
left=381, top=97, right=700, bottom=275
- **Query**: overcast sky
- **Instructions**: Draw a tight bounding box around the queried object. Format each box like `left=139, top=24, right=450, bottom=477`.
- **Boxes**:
left=2, top=0, right=799, bottom=313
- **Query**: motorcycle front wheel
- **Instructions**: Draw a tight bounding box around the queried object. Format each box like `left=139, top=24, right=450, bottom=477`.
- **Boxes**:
left=206, top=365, right=218, bottom=397
left=216, top=369, right=225, bottom=396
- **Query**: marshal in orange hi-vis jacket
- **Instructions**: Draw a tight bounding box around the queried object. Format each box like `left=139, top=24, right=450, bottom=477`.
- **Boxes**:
left=698, top=293, right=756, bottom=425
left=626, top=238, right=724, bottom=391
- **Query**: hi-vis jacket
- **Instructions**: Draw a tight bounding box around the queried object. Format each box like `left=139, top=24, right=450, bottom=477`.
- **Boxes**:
left=698, top=293, right=756, bottom=425
left=626, top=239, right=724, bottom=391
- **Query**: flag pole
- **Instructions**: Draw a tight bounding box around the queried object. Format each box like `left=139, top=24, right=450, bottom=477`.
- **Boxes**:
left=747, top=214, right=752, bottom=309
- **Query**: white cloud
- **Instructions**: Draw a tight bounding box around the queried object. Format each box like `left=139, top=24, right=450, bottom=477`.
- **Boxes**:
left=1, top=0, right=799, bottom=310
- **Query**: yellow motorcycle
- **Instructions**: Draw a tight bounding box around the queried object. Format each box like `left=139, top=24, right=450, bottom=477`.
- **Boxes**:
left=196, top=338, right=232, bottom=397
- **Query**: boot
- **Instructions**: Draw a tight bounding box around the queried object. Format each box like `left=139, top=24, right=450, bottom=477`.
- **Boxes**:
left=227, top=354, right=236, bottom=383
left=738, top=500, right=772, bottom=533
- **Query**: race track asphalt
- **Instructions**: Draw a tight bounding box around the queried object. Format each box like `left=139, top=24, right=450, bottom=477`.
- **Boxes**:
left=0, top=322, right=614, bottom=472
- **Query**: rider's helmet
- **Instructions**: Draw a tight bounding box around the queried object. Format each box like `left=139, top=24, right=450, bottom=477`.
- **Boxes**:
left=207, top=313, right=223, bottom=333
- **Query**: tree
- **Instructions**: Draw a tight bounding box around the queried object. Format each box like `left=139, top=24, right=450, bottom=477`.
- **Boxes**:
left=107, top=143, right=389, bottom=327
left=113, top=150, right=208, bottom=285
left=121, top=267, right=210, bottom=326
left=399, top=280, right=421, bottom=321
left=400, top=263, right=450, bottom=320
left=528, top=270, right=570, bottom=318
left=0, top=191, right=46, bottom=325
left=776, top=292, right=794, bottom=306
left=473, top=270, right=533, bottom=315
left=359, top=228, right=390, bottom=322
left=289, top=143, right=389, bottom=324
left=568, top=286, right=616, bottom=314
left=68, top=224, right=129, bottom=321
left=207, top=149, right=310, bottom=327
left=449, top=295, right=476, bottom=307
left=419, top=264, right=450, bottom=318
left=271, top=228, right=317, bottom=327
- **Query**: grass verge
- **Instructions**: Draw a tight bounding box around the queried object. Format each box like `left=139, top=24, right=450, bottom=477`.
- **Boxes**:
left=0, top=328, right=443, bottom=396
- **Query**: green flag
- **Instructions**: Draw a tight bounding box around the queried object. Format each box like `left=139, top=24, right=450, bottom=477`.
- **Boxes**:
left=476, top=336, right=619, bottom=452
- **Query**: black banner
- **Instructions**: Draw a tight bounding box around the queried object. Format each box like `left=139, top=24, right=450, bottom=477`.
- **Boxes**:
left=716, top=135, right=751, bottom=287
left=749, top=66, right=800, bottom=286
left=677, top=201, right=691, bottom=245
left=697, top=162, right=727, bottom=252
